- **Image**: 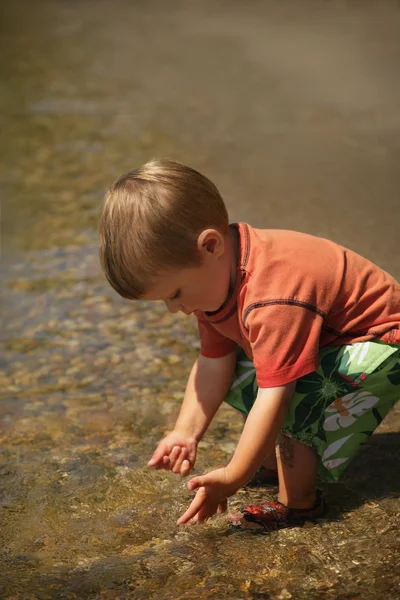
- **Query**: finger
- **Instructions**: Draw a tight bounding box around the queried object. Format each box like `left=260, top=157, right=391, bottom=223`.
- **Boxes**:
left=217, top=499, right=228, bottom=514
left=150, top=454, right=169, bottom=470
left=180, top=459, right=192, bottom=477
left=188, top=447, right=197, bottom=465
left=191, top=495, right=227, bottom=523
left=192, top=501, right=220, bottom=524
left=172, top=448, right=188, bottom=474
left=151, top=454, right=170, bottom=470
left=155, top=455, right=170, bottom=470
left=148, top=442, right=168, bottom=466
left=176, top=487, right=206, bottom=525
left=187, top=476, right=205, bottom=491
left=168, top=445, right=182, bottom=469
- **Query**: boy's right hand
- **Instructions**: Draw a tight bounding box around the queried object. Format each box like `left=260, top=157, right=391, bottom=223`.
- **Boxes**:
left=147, top=431, right=198, bottom=477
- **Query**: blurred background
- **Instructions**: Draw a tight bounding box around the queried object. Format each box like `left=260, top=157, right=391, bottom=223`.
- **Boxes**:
left=1, top=1, right=400, bottom=599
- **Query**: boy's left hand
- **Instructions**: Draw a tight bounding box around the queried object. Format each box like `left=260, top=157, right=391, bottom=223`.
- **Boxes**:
left=177, top=467, right=238, bottom=525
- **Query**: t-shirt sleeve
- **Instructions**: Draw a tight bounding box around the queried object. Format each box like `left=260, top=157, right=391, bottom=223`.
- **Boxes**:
left=246, top=303, right=322, bottom=387
left=196, top=313, right=237, bottom=358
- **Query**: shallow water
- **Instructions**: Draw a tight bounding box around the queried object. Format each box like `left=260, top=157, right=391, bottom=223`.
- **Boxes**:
left=1, top=1, right=400, bottom=598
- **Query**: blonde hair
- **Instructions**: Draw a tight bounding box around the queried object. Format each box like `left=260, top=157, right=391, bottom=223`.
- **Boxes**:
left=98, top=159, right=229, bottom=299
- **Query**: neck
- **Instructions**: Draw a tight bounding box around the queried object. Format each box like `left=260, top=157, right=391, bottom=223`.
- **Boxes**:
left=227, top=225, right=239, bottom=298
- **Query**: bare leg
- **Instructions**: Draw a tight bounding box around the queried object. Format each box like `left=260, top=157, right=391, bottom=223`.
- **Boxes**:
left=229, top=433, right=322, bottom=529
left=276, top=433, right=318, bottom=509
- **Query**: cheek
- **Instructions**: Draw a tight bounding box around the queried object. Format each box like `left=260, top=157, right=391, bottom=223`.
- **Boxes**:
left=184, top=289, right=201, bottom=307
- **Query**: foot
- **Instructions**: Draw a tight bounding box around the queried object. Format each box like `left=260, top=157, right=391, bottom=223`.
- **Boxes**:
left=229, top=489, right=326, bottom=532
left=244, top=466, right=279, bottom=488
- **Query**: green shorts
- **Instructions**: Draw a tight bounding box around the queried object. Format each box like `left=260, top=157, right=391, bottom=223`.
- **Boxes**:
left=225, top=341, right=400, bottom=482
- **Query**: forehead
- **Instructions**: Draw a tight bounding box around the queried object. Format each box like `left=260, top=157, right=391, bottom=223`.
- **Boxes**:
left=142, top=270, right=181, bottom=301
left=142, top=264, right=204, bottom=301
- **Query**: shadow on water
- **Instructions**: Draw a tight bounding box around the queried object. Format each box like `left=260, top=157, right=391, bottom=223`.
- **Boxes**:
left=323, top=431, right=400, bottom=511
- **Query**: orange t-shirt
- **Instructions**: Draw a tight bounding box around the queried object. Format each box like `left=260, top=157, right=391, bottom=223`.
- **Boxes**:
left=196, top=223, right=400, bottom=388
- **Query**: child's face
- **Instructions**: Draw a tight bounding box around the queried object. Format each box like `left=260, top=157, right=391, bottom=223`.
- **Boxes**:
left=142, top=229, right=234, bottom=314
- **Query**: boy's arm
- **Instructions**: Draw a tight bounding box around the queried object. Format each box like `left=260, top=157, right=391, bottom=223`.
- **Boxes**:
left=148, top=350, right=237, bottom=473
left=226, top=382, right=295, bottom=485
left=177, top=382, right=296, bottom=524
left=175, top=351, right=237, bottom=439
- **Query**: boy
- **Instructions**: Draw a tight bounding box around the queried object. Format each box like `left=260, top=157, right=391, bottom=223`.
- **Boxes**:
left=98, top=159, right=400, bottom=531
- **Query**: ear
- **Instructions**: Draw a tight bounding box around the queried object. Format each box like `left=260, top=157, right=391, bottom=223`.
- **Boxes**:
left=197, top=229, right=225, bottom=259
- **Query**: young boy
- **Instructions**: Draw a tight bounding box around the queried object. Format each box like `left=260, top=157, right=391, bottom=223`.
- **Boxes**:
left=98, top=159, right=400, bottom=531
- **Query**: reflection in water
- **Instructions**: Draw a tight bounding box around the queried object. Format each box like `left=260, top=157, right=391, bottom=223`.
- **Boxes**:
left=1, top=0, right=399, bottom=598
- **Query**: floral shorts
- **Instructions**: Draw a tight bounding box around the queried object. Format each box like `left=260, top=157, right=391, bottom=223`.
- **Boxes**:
left=225, top=341, right=400, bottom=482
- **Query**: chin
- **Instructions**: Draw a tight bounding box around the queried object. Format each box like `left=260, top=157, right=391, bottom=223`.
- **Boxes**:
left=206, top=302, right=223, bottom=312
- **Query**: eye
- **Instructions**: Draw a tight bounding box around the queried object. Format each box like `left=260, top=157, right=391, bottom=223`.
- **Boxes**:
left=170, top=289, right=181, bottom=301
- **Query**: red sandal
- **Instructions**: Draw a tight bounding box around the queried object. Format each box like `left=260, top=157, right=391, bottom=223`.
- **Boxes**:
left=229, top=489, right=326, bottom=532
